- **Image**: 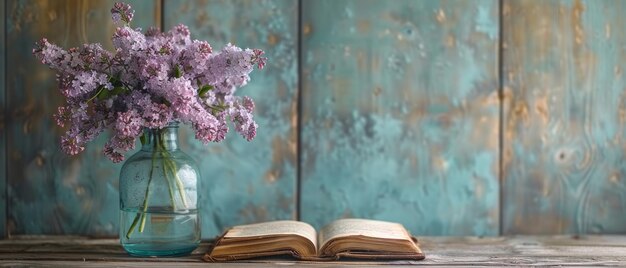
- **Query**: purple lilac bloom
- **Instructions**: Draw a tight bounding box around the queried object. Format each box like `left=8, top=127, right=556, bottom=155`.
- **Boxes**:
left=69, top=71, right=109, bottom=98
left=115, top=109, right=143, bottom=138
left=33, top=2, right=266, bottom=162
left=111, top=2, right=134, bottom=24
left=229, top=103, right=258, bottom=142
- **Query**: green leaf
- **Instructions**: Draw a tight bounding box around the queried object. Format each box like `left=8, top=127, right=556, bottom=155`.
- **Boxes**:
left=96, top=88, right=110, bottom=100
left=140, top=134, right=147, bottom=145
left=174, top=65, right=182, bottom=78
left=198, top=85, right=213, bottom=97
left=110, top=76, right=123, bottom=87
left=110, top=86, right=126, bottom=95
left=96, top=86, right=127, bottom=100
left=94, top=85, right=105, bottom=94
left=152, top=96, right=171, bottom=107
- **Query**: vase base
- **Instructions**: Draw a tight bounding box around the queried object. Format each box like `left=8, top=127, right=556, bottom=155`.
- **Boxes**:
left=122, top=242, right=199, bottom=257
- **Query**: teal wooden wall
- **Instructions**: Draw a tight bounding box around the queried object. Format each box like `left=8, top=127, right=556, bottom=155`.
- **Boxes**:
left=1, top=0, right=625, bottom=238
left=300, top=0, right=500, bottom=235
left=1, top=0, right=6, bottom=237
left=163, top=0, right=299, bottom=238
left=502, top=0, right=626, bottom=234
left=6, top=0, right=160, bottom=236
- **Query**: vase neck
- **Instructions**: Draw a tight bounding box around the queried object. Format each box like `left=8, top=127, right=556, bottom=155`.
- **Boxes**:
left=142, top=124, right=179, bottom=152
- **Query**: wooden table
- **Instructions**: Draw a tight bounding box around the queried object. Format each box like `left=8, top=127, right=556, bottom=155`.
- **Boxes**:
left=0, top=235, right=624, bottom=267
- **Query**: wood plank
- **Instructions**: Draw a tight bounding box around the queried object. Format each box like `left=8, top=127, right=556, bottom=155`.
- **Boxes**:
left=0, top=0, right=7, bottom=238
left=163, top=0, right=298, bottom=238
left=5, top=0, right=160, bottom=236
left=300, top=0, right=500, bottom=235
left=0, top=262, right=445, bottom=268
left=1, top=236, right=626, bottom=266
left=502, top=0, right=626, bottom=234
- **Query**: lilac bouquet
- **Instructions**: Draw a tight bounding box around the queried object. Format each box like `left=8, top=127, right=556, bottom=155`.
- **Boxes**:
left=33, top=2, right=267, bottom=163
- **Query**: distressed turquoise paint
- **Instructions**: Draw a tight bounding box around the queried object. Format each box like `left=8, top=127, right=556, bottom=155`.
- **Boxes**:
left=6, top=0, right=626, bottom=237
left=301, top=0, right=500, bottom=235
left=164, top=0, right=298, bottom=238
left=0, top=0, right=6, bottom=238
left=503, top=0, right=626, bottom=234
left=475, top=5, right=498, bottom=40
left=6, top=0, right=160, bottom=236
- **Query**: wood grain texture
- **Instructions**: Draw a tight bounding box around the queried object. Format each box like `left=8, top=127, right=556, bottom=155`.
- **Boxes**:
left=163, top=0, right=298, bottom=238
left=5, top=0, right=160, bottom=236
left=300, top=0, right=500, bottom=235
left=502, top=0, right=626, bottom=234
left=2, top=235, right=626, bottom=266
left=0, top=0, right=7, bottom=238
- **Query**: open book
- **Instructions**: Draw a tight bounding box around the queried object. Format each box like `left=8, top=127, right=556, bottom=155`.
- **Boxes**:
left=203, top=218, right=425, bottom=261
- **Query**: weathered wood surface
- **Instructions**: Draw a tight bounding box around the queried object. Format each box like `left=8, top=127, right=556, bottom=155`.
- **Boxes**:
left=4, top=0, right=626, bottom=239
left=163, top=0, right=299, bottom=238
left=300, top=0, right=500, bottom=235
left=6, top=0, right=161, bottom=236
left=502, top=0, right=626, bottom=234
left=1, top=235, right=626, bottom=266
left=0, top=0, right=7, bottom=238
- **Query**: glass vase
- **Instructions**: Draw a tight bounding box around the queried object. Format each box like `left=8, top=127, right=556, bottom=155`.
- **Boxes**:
left=119, top=122, right=201, bottom=256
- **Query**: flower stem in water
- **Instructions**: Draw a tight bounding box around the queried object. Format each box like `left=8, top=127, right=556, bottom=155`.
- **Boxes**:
left=162, top=152, right=177, bottom=210
left=163, top=156, right=188, bottom=209
left=126, top=149, right=158, bottom=238
left=125, top=129, right=189, bottom=238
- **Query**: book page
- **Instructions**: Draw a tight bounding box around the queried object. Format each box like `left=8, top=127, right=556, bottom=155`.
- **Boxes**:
left=225, top=220, right=317, bottom=249
left=319, top=218, right=412, bottom=247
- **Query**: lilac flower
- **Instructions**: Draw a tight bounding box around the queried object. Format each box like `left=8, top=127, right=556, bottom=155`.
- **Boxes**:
left=199, top=44, right=261, bottom=95
left=145, top=27, right=161, bottom=37
left=112, top=26, right=146, bottom=52
left=33, top=39, right=73, bottom=74
left=213, top=112, right=229, bottom=142
left=142, top=103, right=173, bottom=129
left=79, top=43, right=113, bottom=71
left=252, top=49, right=267, bottom=69
left=103, top=144, right=124, bottom=163
left=140, top=58, right=169, bottom=81
left=193, top=120, right=218, bottom=144
left=171, top=24, right=191, bottom=47
left=125, top=90, right=173, bottom=129
left=163, top=78, right=196, bottom=116
left=111, top=2, right=134, bottom=25
left=242, top=96, right=255, bottom=113
left=69, top=71, right=109, bottom=98
left=57, top=74, right=75, bottom=98
left=104, top=134, right=136, bottom=163
left=115, top=109, right=143, bottom=138
left=244, top=122, right=258, bottom=141
left=230, top=105, right=258, bottom=141
left=61, top=135, right=85, bottom=155
left=53, top=106, right=69, bottom=127
left=33, top=2, right=266, bottom=162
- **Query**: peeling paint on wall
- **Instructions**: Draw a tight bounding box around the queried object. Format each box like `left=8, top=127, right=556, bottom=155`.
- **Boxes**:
left=300, top=0, right=500, bottom=236
left=503, top=0, right=626, bottom=234
left=164, top=0, right=298, bottom=238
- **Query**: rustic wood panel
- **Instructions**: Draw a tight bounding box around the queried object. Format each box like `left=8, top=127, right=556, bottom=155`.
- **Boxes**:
left=1, top=236, right=626, bottom=266
left=300, top=0, right=500, bottom=235
left=5, top=0, right=160, bottom=236
left=502, top=0, right=626, bottom=234
left=1, top=0, right=7, bottom=238
left=163, top=0, right=298, bottom=238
